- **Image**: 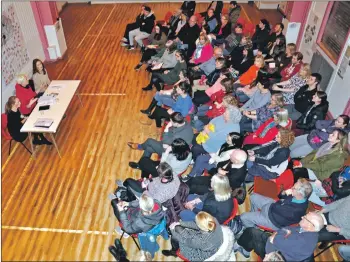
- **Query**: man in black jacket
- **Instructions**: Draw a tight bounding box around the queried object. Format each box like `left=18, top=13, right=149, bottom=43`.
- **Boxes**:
left=127, top=6, right=155, bottom=50
left=200, top=1, right=223, bottom=20
left=240, top=178, right=312, bottom=230
left=121, top=5, right=145, bottom=43
left=180, top=1, right=196, bottom=17
left=176, top=15, right=200, bottom=57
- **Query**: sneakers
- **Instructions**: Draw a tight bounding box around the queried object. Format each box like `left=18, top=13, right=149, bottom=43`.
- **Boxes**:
left=127, top=46, right=135, bottom=50
left=115, top=179, right=125, bottom=188
left=234, top=242, right=250, bottom=259
left=120, top=42, right=129, bottom=47
left=115, top=226, right=129, bottom=238
left=134, top=63, right=143, bottom=71
left=142, top=85, right=153, bottom=91
left=120, top=37, right=128, bottom=42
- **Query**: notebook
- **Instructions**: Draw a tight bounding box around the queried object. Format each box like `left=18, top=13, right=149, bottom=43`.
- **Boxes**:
left=34, top=118, right=54, bottom=128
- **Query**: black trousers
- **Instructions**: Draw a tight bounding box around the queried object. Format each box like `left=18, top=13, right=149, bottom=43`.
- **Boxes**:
left=123, top=22, right=139, bottom=40
left=192, top=90, right=210, bottom=107
left=150, top=106, right=170, bottom=128
left=188, top=68, right=205, bottom=85
left=141, top=49, right=158, bottom=63
left=138, top=157, right=160, bottom=178
left=146, top=72, right=165, bottom=91
left=238, top=228, right=271, bottom=258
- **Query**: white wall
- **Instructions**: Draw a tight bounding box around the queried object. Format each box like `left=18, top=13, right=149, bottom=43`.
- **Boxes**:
left=1, top=2, right=46, bottom=112
left=299, top=1, right=350, bottom=117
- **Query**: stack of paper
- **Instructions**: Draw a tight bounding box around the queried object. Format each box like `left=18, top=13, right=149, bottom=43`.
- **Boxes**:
left=38, top=95, right=56, bottom=106
left=34, top=118, right=54, bottom=128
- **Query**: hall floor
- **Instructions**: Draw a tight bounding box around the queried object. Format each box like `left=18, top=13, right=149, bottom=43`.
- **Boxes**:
left=1, top=2, right=341, bottom=261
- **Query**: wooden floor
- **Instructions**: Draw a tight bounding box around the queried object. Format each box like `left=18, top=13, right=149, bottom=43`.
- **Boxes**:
left=1, top=3, right=340, bottom=261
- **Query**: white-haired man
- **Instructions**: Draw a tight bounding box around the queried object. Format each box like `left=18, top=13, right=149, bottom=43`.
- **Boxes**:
left=236, top=212, right=324, bottom=260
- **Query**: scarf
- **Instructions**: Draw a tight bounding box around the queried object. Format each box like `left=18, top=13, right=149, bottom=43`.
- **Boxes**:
left=252, top=141, right=281, bottom=161
left=194, top=44, right=205, bottom=59
left=259, top=121, right=276, bottom=138
left=315, top=142, right=334, bottom=159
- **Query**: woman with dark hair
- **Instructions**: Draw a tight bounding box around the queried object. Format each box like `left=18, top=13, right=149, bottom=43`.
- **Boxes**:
left=119, top=162, right=181, bottom=204
left=145, top=40, right=178, bottom=72
left=209, top=14, right=231, bottom=41
left=143, top=50, right=188, bottom=91
left=32, top=58, right=50, bottom=94
left=291, top=115, right=350, bottom=158
left=134, top=24, right=167, bottom=71
left=202, top=8, right=218, bottom=34
left=128, top=138, right=192, bottom=177
left=267, top=35, right=285, bottom=60
left=296, top=91, right=329, bottom=132
left=252, top=19, right=271, bottom=50
left=188, top=132, right=243, bottom=178
left=5, top=96, right=51, bottom=145
left=230, top=46, right=254, bottom=76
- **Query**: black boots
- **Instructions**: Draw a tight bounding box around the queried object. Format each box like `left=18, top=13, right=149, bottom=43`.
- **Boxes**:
left=140, top=98, right=157, bottom=115
left=108, top=239, right=129, bottom=262
left=33, top=134, right=52, bottom=146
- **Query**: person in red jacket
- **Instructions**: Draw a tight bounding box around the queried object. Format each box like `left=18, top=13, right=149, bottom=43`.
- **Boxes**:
left=233, top=56, right=265, bottom=90
left=243, top=108, right=291, bottom=148
left=15, top=74, right=38, bottom=116
left=280, top=52, right=303, bottom=81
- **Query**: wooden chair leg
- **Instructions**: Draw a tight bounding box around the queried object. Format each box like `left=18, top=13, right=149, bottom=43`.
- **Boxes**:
left=131, top=236, right=141, bottom=250
left=20, top=142, right=32, bottom=155
left=8, top=140, right=12, bottom=156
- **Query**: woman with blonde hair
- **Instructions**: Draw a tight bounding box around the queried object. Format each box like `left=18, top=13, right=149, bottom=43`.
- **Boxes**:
left=189, top=32, right=213, bottom=65
left=162, top=211, right=235, bottom=261
left=179, top=174, right=234, bottom=224
left=240, top=92, right=284, bottom=133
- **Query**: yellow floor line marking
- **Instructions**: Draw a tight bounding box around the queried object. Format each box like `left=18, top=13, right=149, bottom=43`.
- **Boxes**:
left=1, top=143, right=19, bottom=173
left=2, top=225, right=116, bottom=236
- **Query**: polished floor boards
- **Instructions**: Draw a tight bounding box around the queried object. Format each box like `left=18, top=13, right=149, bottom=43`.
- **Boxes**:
left=1, top=3, right=339, bottom=261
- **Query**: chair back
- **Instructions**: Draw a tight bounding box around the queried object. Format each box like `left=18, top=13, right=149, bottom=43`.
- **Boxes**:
left=236, top=17, right=246, bottom=26
left=1, top=113, right=12, bottom=140
left=243, top=23, right=255, bottom=37
left=223, top=198, right=239, bottom=225
left=176, top=249, right=190, bottom=262
left=164, top=11, right=173, bottom=23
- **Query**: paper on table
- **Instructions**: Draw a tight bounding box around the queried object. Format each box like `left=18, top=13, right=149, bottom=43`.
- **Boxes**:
left=34, top=118, right=54, bottom=128
left=50, top=84, right=66, bottom=90
left=38, top=95, right=56, bottom=106
left=151, top=62, right=163, bottom=70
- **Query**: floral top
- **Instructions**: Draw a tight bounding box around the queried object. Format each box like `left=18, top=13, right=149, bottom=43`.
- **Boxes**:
left=252, top=104, right=281, bottom=131
left=282, top=75, right=307, bottom=105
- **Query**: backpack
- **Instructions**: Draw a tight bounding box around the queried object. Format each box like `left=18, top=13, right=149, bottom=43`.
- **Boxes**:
left=114, top=187, right=136, bottom=202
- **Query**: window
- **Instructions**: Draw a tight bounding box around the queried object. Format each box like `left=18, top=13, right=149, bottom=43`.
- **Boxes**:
left=318, top=2, right=350, bottom=64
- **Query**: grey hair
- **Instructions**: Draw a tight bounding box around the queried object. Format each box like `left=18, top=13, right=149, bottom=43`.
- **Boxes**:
left=296, top=178, right=313, bottom=199
left=211, top=174, right=231, bottom=202
left=308, top=212, right=324, bottom=232
left=276, top=108, right=289, bottom=127
left=139, top=194, right=154, bottom=213
left=16, top=74, right=28, bottom=85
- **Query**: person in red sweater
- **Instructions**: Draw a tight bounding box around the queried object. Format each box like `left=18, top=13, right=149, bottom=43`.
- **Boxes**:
left=243, top=108, right=291, bottom=148
left=233, top=56, right=265, bottom=90
left=280, top=52, right=303, bottom=81
left=189, top=33, right=214, bottom=65
left=15, top=74, right=38, bottom=116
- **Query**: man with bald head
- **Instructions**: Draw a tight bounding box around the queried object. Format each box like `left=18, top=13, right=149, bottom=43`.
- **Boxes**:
left=185, top=149, right=247, bottom=194
left=176, top=15, right=200, bottom=57
left=236, top=212, right=324, bottom=260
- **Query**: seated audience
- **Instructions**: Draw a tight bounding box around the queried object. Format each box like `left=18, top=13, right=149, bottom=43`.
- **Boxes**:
left=246, top=128, right=295, bottom=181
left=111, top=193, right=165, bottom=235
left=143, top=50, right=187, bottom=91
left=128, top=138, right=192, bottom=177
left=272, top=63, right=311, bottom=120
left=191, top=57, right=226, bottom=96
left=318, top=195, right=350, bottom=246
left=180, top=174, right=233, bottom=224
left=189, top=33, right=213, bottom=65
left=174, top=13, right=188, bottom=38
left=162, top=211, right=226, bottom=260
left=209, top=14, right=231, bottom=41
left=125, top=6, right=155, bottom=50
left=15, top=74, right=38, bottom=116
left=202, top=9, right=218, bottom=34
left=221, top=23, right=243, bottom=56
left=266, top=35, right=286, bottom=61
left=120, top=5, right=145, bottom=44
left=175, top=15, right=201, bottom=57
left=122, top=162, right=181, bottom=204
left=228, top=1, right=241, bottom=27
left=180, top=1, right=196, bottom=17
left=200, top=1, right=223, bottom=20
left=147, top=81, right=193, bottom=129
left=230, top=46, right=254, bottom=76
left=293, top=72, right=322, bottom=120
left=236, top=212, right=324, bottom=260
left=273, top=43, right=296, bottom=72
left=32, top=58, right=50, bottom=94
left=240, top=178, right=312, bottom=230
left=252, top=19, right=271, bottom=51
left=322, top=166, right=350, bottom=204
left=243, top=108, right=291, bottom=146
left=162, top=9, right=182, bottom=38
left=266, top=23, right=285, bottom=54
left=191, top=106, right=241, bottom=160
left=296, top=91, right=329, bottom=133
left=5, top=96, right=52, bottom=145
left=134, top=24, right=167, bottom=71
left=280, top=52, right=303, bottom=81
left=238, top=79, right=271, bottom=110
left=127, top=112, right=194, bottom=162
left=240, top=93, right=284, bottom=134
left=146, top=40, right=178, bottom=72
left=290, top=115, right=350, bottom=158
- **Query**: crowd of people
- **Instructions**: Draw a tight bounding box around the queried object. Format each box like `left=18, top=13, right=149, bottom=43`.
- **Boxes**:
left=109, top=1, right=350, bottom=261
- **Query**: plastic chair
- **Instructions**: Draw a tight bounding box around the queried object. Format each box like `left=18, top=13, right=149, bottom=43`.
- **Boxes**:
left=314, top=239, right=350, bottom=258
left=119, top=222, right=141, bottom=250
left=176, top=249, right=190, bottom=262
left=164, top=11, right=173, bottom=23
left=1, top=113, right=32, bottom=156
left=236, top=17, right=246, bottom=26
left=223, top=198, right=239, bottom=225
left=243, top=23, right=255, bottom=37
left=222, top=8, right=228, bottom=15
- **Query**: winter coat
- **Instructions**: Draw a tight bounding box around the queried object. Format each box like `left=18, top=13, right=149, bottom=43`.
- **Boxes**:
left=158, top=61, right=187, bottom=84
left=252, top=25, right=270, bottom=50
left=229, top=5, right=241, bottom=26
left=140, top=12, right=156, bottom=34
left=205, top=226, right=236, bottom=261
left=119, top=199, right=165, bottom=234
left=151, top=48, right=177, bottom=69
left=148, top=32, right=167, bottom=50
left=294, top=84, right=317, bottom=114
left=296, top=102, right=329, bottom=132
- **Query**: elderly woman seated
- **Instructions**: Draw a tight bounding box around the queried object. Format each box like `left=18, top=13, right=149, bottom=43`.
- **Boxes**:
left=245, top=128, right=295, bottom=182
left=162, top=211, right=235, bottom=260
left=141, top=80, right=193, bottom=130
left=191, top=105, right=241, bottom=161
left=111, top=193, right=165, bottom=236
left=180, top=174, right=234, bottom=224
